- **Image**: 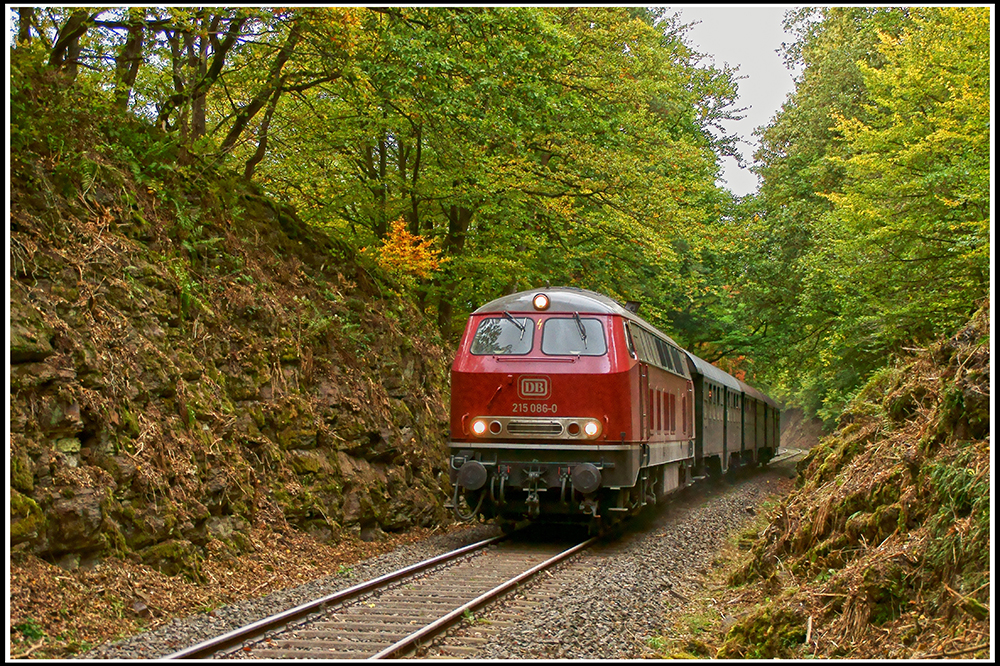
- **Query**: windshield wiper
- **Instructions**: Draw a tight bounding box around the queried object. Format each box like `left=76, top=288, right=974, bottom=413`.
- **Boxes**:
left=573, top=311, right=588, bottom=349
left=503, top=311, right=526, bottom=340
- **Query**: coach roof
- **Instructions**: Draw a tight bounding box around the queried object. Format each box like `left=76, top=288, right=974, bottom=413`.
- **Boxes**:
left=737, top=378, right=779, bottom=408
left=682, top=350, right=743, bottom=392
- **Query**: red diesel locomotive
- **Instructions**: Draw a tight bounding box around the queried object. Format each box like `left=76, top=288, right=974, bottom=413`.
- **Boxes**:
left=448, top=287, right=779, bottom=533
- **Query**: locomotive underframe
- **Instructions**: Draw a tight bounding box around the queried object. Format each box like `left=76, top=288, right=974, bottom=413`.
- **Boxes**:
left=449, top=438, right=695, bottom=527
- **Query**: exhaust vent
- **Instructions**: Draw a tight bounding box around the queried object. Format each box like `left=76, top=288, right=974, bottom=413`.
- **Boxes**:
left=506, top=420, right=563, bottom=436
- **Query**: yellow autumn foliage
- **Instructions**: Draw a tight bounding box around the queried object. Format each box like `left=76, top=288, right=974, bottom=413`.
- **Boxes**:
left=374, top=219, right=446, bottom=279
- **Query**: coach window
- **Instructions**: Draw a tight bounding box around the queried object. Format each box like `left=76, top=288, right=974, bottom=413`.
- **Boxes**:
left=541, top=317, right=607, bottom=356
left=669, top=347, right=684, bottom=375
left=470, top=316, right=534, bottom=355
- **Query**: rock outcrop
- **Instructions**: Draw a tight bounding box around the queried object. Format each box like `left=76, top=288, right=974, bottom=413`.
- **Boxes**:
left=9, top=107, right=454, bottom=577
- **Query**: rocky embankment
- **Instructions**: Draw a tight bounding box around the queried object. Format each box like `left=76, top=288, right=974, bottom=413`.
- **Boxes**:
left=9, top=111, right=455, bottom=587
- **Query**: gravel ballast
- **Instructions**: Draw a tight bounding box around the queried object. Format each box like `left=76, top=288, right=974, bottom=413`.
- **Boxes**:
left=83, top=459, right=795, bottom=660
left=462, top=464, right=794, bottom=659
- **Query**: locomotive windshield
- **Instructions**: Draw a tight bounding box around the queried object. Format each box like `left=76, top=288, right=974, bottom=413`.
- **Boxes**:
left=470, top=316, right=534, bottom=355
left=541, top=317, right=607, bottom=356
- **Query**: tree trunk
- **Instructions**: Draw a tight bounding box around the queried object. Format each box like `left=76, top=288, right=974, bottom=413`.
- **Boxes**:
left=164, top=29, right=188, bottom=142
left=437, top=294, right=455, bottom=339
left=17, top=7, right=34, bottom=45
left=190, top=13, right=217, bottom=141
left=444, top=203, right=474, bottom=255
left=49, top=10, right=90, bottom=81
left=377, top=129, right=388, bottom=237
left=437, top=202, right=475, bottom=337
left=409, top=125, right=423, bottom=234
left=157, top=12, right=247, bottom=137
left=362, top=139, right=390, bottom=239
left=113, top=19, right=144, bottom=110
left=218, top=18, right=301, bottom=155
left=243, top=88, right=282, bottom=180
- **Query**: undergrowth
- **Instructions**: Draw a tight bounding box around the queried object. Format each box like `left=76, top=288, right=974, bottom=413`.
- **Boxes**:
left=649, top=301, right=991, bottom=659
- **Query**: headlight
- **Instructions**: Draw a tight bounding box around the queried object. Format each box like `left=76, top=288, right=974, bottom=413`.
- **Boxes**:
left=471, top=419, right=487, bottom=436
left=584, top=421, right=600, bottom=437
left=532, top=293, right=550, bottom=310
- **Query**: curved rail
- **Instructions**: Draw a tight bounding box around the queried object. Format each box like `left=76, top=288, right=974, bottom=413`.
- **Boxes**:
left=164, top=535, right=505, bottom=660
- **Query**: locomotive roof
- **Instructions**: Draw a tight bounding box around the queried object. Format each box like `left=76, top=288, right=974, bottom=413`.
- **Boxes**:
left=473, top=287, right=684, bottom=348
left=682, top=350, right=743, bottom=392
left=474, top=287, right=631, bottom=316
left=473, top=287, right=778, bottom=407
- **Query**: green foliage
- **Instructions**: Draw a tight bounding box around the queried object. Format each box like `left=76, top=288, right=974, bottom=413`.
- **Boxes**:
left=727, top=7, right=990, bottom=423
left=923, top=444, right=990, bottom=593
left=14, top=617, right=47, bottom=642
left=239, top=6, right=741, bottom=337
left=718, top=606, right=807, bottom=658
left=11, top=6, right=747, bottom=345
left=14, top=6, right=987, bottom=425
left=10, top=490, right=47, bottom=542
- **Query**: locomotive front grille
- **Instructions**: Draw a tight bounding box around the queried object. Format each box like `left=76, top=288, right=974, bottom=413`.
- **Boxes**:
left=506, top=420, right=564, bottom=436
left=468, top=415, right=603, bottom=440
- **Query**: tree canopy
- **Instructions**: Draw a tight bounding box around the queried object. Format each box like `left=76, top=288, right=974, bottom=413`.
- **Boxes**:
left=728, top=6, right=991, bottom=423
left=11, top=6, right=743, bottom=339
left=11, top=6, right=990, bottom=423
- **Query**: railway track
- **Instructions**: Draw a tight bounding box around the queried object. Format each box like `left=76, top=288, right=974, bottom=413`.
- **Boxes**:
left=166, top=533, right=595, bottom=660
left=164, top=454, right=797, bottom=660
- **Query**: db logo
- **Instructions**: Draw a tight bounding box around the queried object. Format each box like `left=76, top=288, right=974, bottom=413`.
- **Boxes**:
left=518, top=375, right=551, bottom=400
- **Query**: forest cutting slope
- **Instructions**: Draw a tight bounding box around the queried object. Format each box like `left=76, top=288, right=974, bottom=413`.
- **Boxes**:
left=661, top=303, right=990, bottom=659
left=647, top=303, right=989, bottom=660
left=10, top=67, right=455, bottom=590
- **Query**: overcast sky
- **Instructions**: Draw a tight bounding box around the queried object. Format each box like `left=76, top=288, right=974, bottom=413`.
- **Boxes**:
left=671, top=4, right=802, bottom=197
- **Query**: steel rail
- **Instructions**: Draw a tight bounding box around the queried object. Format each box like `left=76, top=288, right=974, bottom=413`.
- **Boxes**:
left=164, top=535, right=505, bottom=660
left=368, top=536, right=597, bottom=660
